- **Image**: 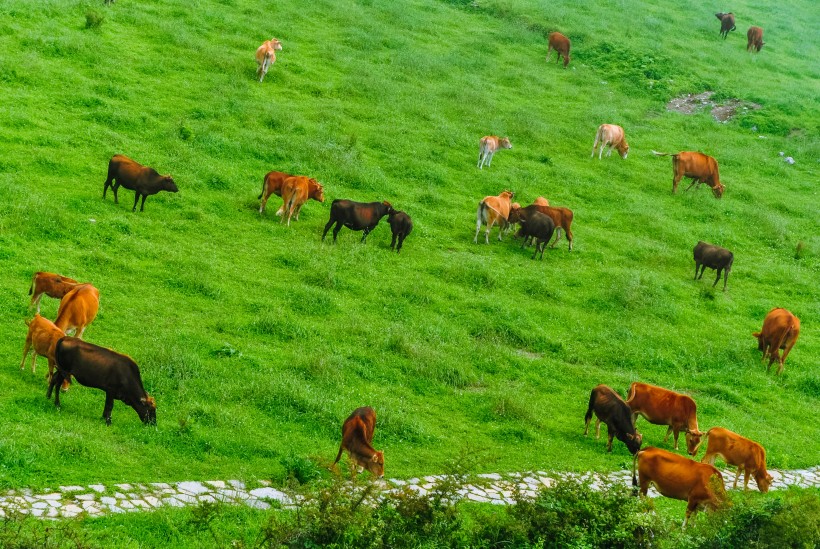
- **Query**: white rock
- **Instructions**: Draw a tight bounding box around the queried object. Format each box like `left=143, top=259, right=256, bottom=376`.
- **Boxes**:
left=177, top=481, right=209, bottom=495
left=89, top=485, right=106, bottom=493
left=75, top=494, right=97, bottom=501
left=205, top=481, right=226, bottom=489
left=59, top=486, right=85, bottom=492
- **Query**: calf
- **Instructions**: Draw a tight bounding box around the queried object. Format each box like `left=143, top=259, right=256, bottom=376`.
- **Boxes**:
left=693, top=241, right=733, bottom=291
left=255, top=38, right=283, bottom=83
left=20, top=314, right=65, bottom=383
left=258, top=170, right=294, bottom=214
left=322, top=200, right=394, bottom=243
left=517, top=211, right=555, bottom=259
left=584, top=385, right=643, bottom=454
left=474, top=190, right=514, bottom=244
left=280, top=176, right=325, bottom=226
left=626, top=382, right=703, bottom=454
left=697, top=427, right=773, bottom=493
left=547, top=32, right=571, bottom=67
left=103, top=154, right=178, bottom=212
left=333, top=407, right=384, bottom=478
left=28, top=272, right=78, bottom=313
left=54, top=284, right=100, bottom=339
left=747, top=26, right=764, bottom=52
left=387, top=210, right=413, bottom=253
left=48, top=337, right=156, bottom=425
left=509, top=203, right=574, bottom=251
left=652, top=151, right=724, bottom=198
left=477, top=136, right=512, bottom=169
left=753, top=308, right=800, bottom=375
left=591, top=124, right=629, bottom=159
left=715, top=13, right=736, bottom=39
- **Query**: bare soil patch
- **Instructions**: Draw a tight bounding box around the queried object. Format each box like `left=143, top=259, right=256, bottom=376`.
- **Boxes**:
left=666, top=91, right=761, bottom=122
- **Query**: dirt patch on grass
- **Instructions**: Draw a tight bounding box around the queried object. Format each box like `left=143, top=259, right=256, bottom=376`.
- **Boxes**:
left=667, top=91, right=761, bottom=122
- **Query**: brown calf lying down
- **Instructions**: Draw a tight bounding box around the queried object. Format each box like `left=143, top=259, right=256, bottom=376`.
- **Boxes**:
left=333, top=406, right=384, bottom=477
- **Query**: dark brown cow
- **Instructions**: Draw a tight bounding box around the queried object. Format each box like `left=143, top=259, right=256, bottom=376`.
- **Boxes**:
left=633, top=447, right=725, bottom=527
left=547, top=32, right=571, bottom=67
left=322, top=200, right=394, bottom=243
left=258, top=171, right=294, bottom=215
left=103, top=155, right=178, bottom=212
left=54, top=284, right=100, bottom=339
left=747, top=26, right=764, bottom=52
left=516, top=211, right=555, bottom=260
left=626, top=382, right=703, bottom=454
left=333, top=406, right=384, bottom=478
left=28, top=272, right=78, bottom=313
left=715, top=13, right=736, bottom=39
left=387, top=210, right=413, bottom=253
left=652, top=151, right=724, bottom=198
left=584, top=385, right=643, bottom=454
left=753, top=308, right=800, bottom=375
left=509, top=203, right=574, bottom=251
left=48, top=337, right=157, bottom=425
left=693, top=241, right=734, bottom=291
left=696, top=427, right=773, bottom=493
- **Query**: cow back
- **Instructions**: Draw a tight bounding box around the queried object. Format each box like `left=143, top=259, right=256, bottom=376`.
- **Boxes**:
left=27, top=314, right=65, bottom=357
left=638, top=447, right=724, bottom=502
left=55, top=284, right=100, bottom=331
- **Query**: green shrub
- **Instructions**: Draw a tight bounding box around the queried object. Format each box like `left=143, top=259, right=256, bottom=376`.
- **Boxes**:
left=84, top=11, right=104, bottom=29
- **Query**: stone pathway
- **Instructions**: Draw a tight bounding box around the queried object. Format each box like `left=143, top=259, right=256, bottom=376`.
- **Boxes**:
left=2, top=467, right=817, bottom=519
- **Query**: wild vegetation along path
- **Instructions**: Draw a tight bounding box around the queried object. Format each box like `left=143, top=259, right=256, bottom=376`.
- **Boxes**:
left=3, top=467, right=818, bottom=519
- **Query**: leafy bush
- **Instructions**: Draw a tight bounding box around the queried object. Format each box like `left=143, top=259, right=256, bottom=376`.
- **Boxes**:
left=84, top=11, right=104, bottom=29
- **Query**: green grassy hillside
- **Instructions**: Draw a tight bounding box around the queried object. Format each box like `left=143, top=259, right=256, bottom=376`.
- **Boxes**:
left=0, top=0, right=817, bottom=492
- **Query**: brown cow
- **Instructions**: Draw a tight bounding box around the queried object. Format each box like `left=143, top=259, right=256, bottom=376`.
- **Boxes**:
left=584, top=385, right=643, bottom=454
left=20, top=314, right=65, bottom=382
left=322, top=200, right=394, bottom=243
left=255, top=38, right=283, bottom=83
left=103, top=155, right=178, bottom=212
left=747, top=26, right=764, bottom=52
left=509, top=203, right=574, bottom=251
left=652, top=151, right=724, bottom=198
left=633, top=446, right=725, bottom=527
left=696, top=427, right=773, bottom=493
left=280, top=176, right=325, bottom=226
left=547, top=32, right=571, bottom=67
left=29, top=272, right=78, bottom=313
left=753, top=308, right=800, bottom=375
left=333, top=406, right=384, bottom=478
left=54, top=284, right=100, bottom=339
left=626, top=382, right=703, bottom=454
left=258, top=171, right=294, bottom=215
left=474, top=190, right=514, bottom=244
left=715, top=13, right=736, bottom=39
left=591, top=124, right=629, bottom=159
left=477, top=136, right=512, bottom=169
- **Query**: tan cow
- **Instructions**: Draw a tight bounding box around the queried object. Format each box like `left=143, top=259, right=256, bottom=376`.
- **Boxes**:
left=533, top=196, right=549, bottom=207
left=747, top=26, right=765, bottom=52
left=280, top=176, right=325, bottom=226
left=547, top=32, right=571, bottom=67
left=255, top=38, right=283, bottom=83
left=29, top=272, right=79, bottom=313
left=633, top=446, right=725, bottom=527
left=652, top=151, right=724, bottom=198
left=474, top=190, right=514, bottom=244
left=258, top=171, right=295, bottom=215
left=626, top=382, right=703, bottom=454
left=753, top=308, right=800, bottom=375
left=591, top=124, right=629, bottom=159
left=333, top=406, right=384, bottom=478
left=477, top=136, right=512, bottom=169
left=54, top=284, right=100, bottom=339
left=696, top=427, right=773, bottom=493
left=20, top=314, right=65, bottom=382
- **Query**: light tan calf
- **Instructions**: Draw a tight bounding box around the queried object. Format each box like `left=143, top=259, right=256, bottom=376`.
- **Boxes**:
left=20, top=314, right=65, bottom=381
left=477, top=136, right=512, bottom=169
left=591, top=124, right=629, bottom=159
left=255, top=38, right=282, bottom=82
left=474, top=190, right=514, bottom=243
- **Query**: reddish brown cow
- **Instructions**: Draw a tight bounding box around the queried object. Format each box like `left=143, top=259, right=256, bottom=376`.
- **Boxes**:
left=255, top=38, right=283, bottom=82
left=258, top=171, right=294, bottom=215
left=652, top=151, right=724, bottom=198
left=547, top=32, right=571, bottom=67
left=333, top=407, right=384, bottom=478
left=634, top=447, right=725, bottom=527
left=29, top=272, right=78, bottom=313
left=54, top=284, right=100, bottom=339
left=509, top=203, right=574, bottom=251
left=591, top=124, right=629, bottom=159
left=20, top=314, right=65, bottom=383
left=477, top=136, right=512, bottom=169
left=747, top=26, right=765, bottom=52
left=715, top=13, right=736, bottom=39
left=474, top=190, right=514, bottom=244
left=280, top=176, right=325, bottom=226
left=753, top=308, right=800, bottom=375
left=103, top=155, right=178, bottom=212
left=696, top=427, right=773, bottom=493
left=626, top=382, right=703, bottom=454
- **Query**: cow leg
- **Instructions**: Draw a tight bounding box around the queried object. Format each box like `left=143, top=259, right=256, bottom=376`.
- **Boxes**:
left=112, top=182, right=120, bottom=203
left=75, top=326, right=86, bottom=339
left=672, top=173, right=681, bottom=193
left=487, top=152, right=494, bottom=167
left=595, top=419, right=602, bottom=439
left=683, top=503, right=698, bottom=528
left=139, top=194, right=148, bottom=212
left=694, top=262, right=701, bottom=280
left=685, top=178, right=699, bottom=192
left=550, top=227, right=563, bottom=248
left=733, top=467, right=743, bottom=490
left=397, top=233, right=406, bottom=253
left=390, top=233, right=397, bottom=251
left=20, top=340, right=32, bottom=371
left=478, top=152, right=484, bottom=169
left=259, top=194, right=268, bottom=214
left=474, top=216, right=483, bottom=244
left=712, top=268, right=722, bottom=287
left=361, top=228, right=370, bottom=243
left=132, top=192, right=140, bottom=212
left=322, top=220, right=336, bottom=242
left=606, top=430, right=614, bottom=452
left=566, top=227, right=573, bottom=251
left=332, top=224, right=343, bottom=243
left=103, top=393, right=115, bottom=425
left=103, top=176, right=113, bottom=199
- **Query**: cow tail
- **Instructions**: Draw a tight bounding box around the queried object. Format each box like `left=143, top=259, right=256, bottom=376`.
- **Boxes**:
left=774, top=324, right=793, bottom=357
left=333, top=444, right=344, bottom=466
left=476, top=201, right=487, bottom=226
left=651, top=150, right=671, bottom=157
left=584, top=390, right=595, bottom=425
left=258, top=177, right=266, bottom=200
left=631, top=452, right=639, bottom=492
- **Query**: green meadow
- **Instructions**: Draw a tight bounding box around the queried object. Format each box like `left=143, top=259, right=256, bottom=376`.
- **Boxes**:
left=0, top=0, right=817, bottom=535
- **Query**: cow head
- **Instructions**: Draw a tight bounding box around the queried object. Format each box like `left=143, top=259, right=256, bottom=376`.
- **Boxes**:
left=712, top=183, right=724, bottom=199
left=309, top=180, right=325, bottom=202
left=162, top=176, right=179, bottom=193
left=752, top=331, right=767, bottom=352
left=756, top=471, right=773, bottom=493
left=499, top=137, right=512, bottom=150
left=362, top=451, right=384, bottom=478
left=382, top=201, right=395, bottom=215
left=270, top=38, right=283, bottom=51
left=138, top=395, right=157, bottom=425
left=508, top=205, right=523, bottom=224
left=685, top=429, right=704, bottom=456
left=625, top=431, right=643, bottom=455
left=617, top=141, right=629, bottom=159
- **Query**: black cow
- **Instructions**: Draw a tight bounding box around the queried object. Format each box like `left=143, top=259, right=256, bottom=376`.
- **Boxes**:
left=584, top=385, right=643, bottom=454
left=693, top=241, right=733, bottom=291
left=47, top=337, right=156, bottom=425
left=715, top=12, right=736, bottom=39
left=387, top=210, right=413, bottom=253
left=322, top=200, right=394, bottom=243
left=103, top=154, right=178, bottom=212
left=514, top=210, right=556, bottom=259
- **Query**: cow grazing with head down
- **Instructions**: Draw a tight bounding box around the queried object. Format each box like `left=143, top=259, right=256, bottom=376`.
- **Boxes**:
left=103, top=155, right=178, bottom=212
left=28, top=272, right=78, bottom=313
left=591, top=124, right=629, bottom=159
left=474, top=190, right=514, bottom=244
left=387, top=210, right=413, bottom=253
left=753, top=308, right=800, bottom=375
left=715, top=13, right=736, bottom=39
left=54, top=284, right=99, bottom=340
left=584, top=385, right=643, bottom=454
left=696, top=427, right=773, bottom=493
left=280, top=176, right=325, bottom=226
left=477, top=136, right=512, bottom=169
left=20, top=314, right=65, bottom=384
left=255, top=38, right=283, bottom=82
left=322, top=200, right=394, bottom=243
left=652, top=151, right=724, bottom=198
left=633, top=447, right=725, bottom=527
left=747, top=26, right=764, bottom=52
left=626, top=382, right=703, bottom=455
left=258, top=171, right=293, bottom=215
left=48, top=337, right=156, bottom=425
left=509, top=203, right=574, bottom=251
left=547, top=32, right=571, bottom=67
left=516, top=211, right=555, bottom=260
left=693, top=241, right=733, bottom=291
left=333, top=406, right=384, bottom=478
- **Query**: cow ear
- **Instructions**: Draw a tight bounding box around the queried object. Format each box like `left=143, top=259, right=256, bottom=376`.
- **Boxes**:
left=371, top=454, right=379, bottom=462
left=626, top=433, right=634, bottom=440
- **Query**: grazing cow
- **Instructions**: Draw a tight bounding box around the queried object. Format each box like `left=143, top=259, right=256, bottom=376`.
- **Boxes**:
left=633, top=447, right=725, bottom=527
left=255, top=38, right=283, bottom=83
left=652, top=151, right=724, bottom=198
left=591, top=124, right=629, bottom=159
left=517, top=211, right=556, bottom=259
left=322, top=200, right=394, bottom=243
left=103, top=154, right=178, bottom=212
left=509, top=203, right=574, bottom=251
left=54, top=284, right=99, bottom=339
left=20, top=314, right=65, bottom=382
left=474, top=190, right=514, bottom=244
left=547, top=32, right=571, bottom=67
left=258, top=171, right=294, bottom=214
left=477, top=136, right=512, bottom=169
left=693, top=241, right=733, bottom=291
left=697, top=427, right=773, bottom=493
left=333, top=406, right=384, bottom=478
left=28, top=272, right=78, bottom=313
left=48, top=337, right=156, bottom=425
left=280, top=176, right=325, bottom=226
left=753, top=308, right=800, bottom=375
left=626, top=382, right=703, bottom=455
left=584, top=385, right=643, bottom=454
left=747, top=26, right=764, bottom=52
left=387, top=210, right=413, bottom=253
left=715, top=13, right=736, bottom=39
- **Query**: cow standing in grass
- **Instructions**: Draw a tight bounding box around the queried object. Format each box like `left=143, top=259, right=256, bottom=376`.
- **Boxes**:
left=477, top=136, right=512, bottom=169
left=103, top=155, right=178, bottom=212
left=322, top=200, right=394, bottom=243
left=28, top=272, right=78, bottom=313
left=747, top=26, right=765, bottom=52
left=693, top=241, right=733, bottom=291
left=547, top=32, right=571, bottom=67
left=652, top=151, right=724, bottom=198
left=474, top=190, right=514, bottom=244
left=255, top=38, right=282, bottom=82
left=716, top=13, right=736, bottom=39
left=591, top=124, right=629, bottom=159
left=584, top=385, right=643, bottom=454
left=753, top=308, right=800, bottom=375
left=334, top=407, right=384, bottom=478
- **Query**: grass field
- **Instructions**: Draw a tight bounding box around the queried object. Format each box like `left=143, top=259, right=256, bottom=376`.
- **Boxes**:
left=0, top=0, right=817, bottom=514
